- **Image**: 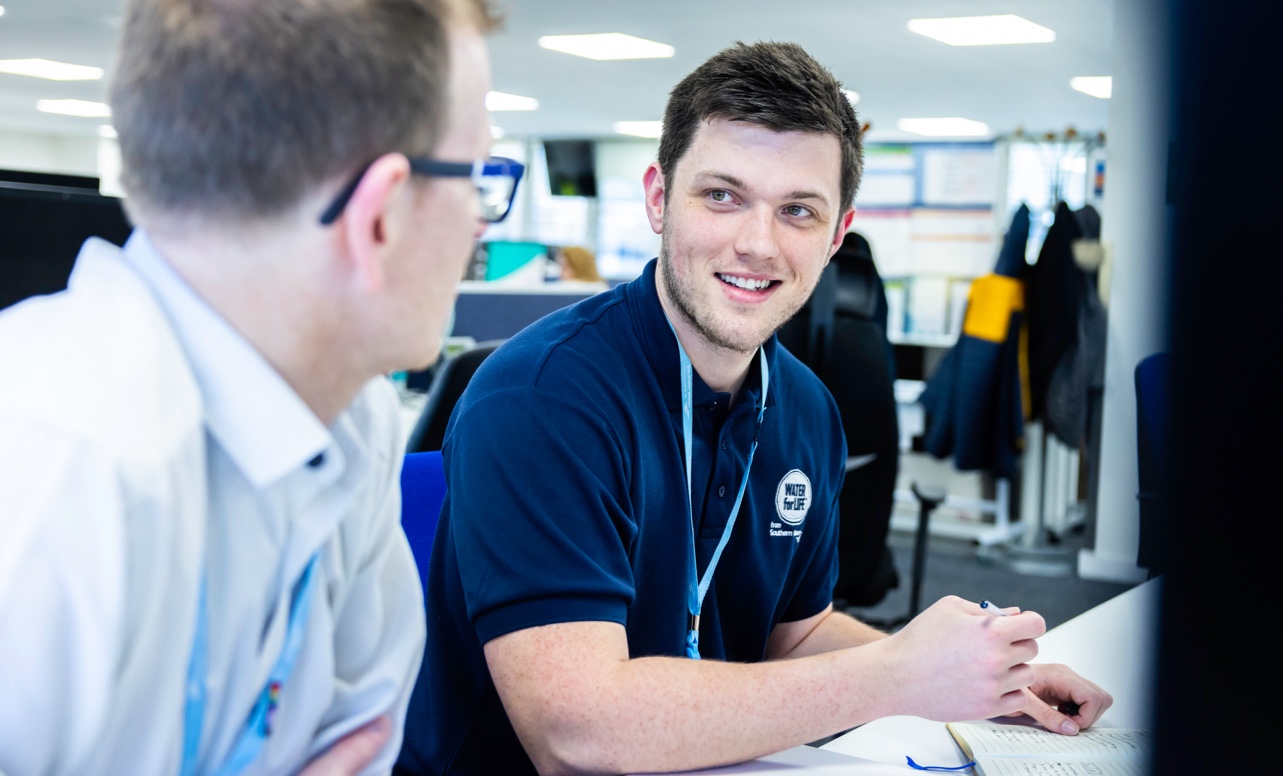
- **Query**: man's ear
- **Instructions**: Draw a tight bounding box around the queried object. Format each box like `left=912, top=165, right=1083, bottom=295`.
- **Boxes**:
left=827, top=206, right=857, bottom=261
left=339, top=153, right=412, bottom=292
left=642, top=162, right=666, bottom=235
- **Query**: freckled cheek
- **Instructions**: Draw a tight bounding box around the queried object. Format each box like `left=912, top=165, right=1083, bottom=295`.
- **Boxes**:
left=686, top=219, right=742, bottom=259
left=785, top=234, right=837, bottom=277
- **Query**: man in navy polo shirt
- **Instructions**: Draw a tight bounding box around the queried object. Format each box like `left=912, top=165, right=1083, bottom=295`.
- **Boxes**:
left=398, top=41, right=1112, bottom=775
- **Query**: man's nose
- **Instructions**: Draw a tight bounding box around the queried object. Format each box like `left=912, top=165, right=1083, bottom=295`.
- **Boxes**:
left=733, top=205, right=781, bottom=261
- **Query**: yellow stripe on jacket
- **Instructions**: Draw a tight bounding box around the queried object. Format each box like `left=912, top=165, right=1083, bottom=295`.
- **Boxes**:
left=962, top=275, right=1024, bottom=343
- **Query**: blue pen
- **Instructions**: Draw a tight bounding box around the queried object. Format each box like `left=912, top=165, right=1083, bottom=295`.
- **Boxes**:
left=979, top=600, right=1010, bottom=616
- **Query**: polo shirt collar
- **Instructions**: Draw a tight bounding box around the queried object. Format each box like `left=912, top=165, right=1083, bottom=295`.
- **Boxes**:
left=120, top=231, right=333, bottom=489
left=627, top=258, right=778, bottom=415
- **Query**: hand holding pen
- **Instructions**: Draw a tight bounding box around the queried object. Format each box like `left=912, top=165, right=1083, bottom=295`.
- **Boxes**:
left=975, top=599, right=1115, bottom=735
left=881, top=596, right=1045, bottom=723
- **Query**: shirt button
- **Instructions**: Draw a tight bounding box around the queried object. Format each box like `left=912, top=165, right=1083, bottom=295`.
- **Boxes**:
left=718, top=485, right=726, bottom=498
left=308, top=452, right=326, bottom=469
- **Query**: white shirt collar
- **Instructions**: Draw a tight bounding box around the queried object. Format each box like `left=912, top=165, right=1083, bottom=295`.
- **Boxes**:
left=117, top=231, right=333, bottom=489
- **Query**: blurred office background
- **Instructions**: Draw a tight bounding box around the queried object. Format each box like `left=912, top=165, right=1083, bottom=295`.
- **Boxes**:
left=7, top=2, right=1279, bottom=770
left=1, top=1, right=1155, bottom=623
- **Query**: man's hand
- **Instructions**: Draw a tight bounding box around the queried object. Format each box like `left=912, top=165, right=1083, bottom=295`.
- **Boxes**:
left=298, top=716, right=390, bottom=776
left=880, top=596, right=1046, bottom=723
left=1011, top=663, right=1114, bottom=735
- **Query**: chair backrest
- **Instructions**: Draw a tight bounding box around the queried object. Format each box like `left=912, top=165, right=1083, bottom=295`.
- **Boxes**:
left=406, top=340, right=503, bottom=453
left=827, top=301, right=901, bottom=606
left=400, top=451, right=446, bottom=587
left=781, top=232, right=901, bottom=607
left=834, top=233, right=883, bottom=323
left=777, top=262, right=837, bottom=382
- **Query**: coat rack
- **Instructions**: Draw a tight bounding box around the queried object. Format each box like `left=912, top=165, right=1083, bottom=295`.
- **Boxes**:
left=1006, top=127, right=1107, bottom=206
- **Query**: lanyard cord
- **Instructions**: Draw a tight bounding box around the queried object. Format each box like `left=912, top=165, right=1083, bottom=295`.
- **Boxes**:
left=181, top=579, right=209, bottom=776
left=181, top=553, right=320, bottom=776
left=675, top=338, right=769, bottom=659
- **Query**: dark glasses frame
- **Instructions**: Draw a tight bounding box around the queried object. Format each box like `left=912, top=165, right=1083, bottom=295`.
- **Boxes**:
left=318, top=156, right=525, bottom=226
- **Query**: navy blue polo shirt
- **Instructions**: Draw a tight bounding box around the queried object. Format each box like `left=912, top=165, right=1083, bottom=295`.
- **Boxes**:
left=396, top=260, right=847, bottom=775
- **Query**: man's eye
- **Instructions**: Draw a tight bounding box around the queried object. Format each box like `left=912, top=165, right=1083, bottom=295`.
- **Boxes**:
left=785, top=205, right=813, bottom=218
left=709, top=190, right=732, bottom=202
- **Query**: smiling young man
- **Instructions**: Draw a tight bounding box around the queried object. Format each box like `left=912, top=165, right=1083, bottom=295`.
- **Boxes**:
left=0, top=1, right=508, bottom=774
left=397, top=41, right=1111, bottom=775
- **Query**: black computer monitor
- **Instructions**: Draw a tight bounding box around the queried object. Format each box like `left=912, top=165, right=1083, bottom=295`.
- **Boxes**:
left=543, top=140, right=597, bottom=197
left=0, top=171, right=133, bottom=312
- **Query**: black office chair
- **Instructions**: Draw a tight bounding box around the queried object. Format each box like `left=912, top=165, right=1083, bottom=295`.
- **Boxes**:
left=827, top=235, right=901, bottom=608
left=405, top=340, right=504, bottom=453
left=779, top=233, right=901, bottom=609
left=776, top=262, right=837, bottom=379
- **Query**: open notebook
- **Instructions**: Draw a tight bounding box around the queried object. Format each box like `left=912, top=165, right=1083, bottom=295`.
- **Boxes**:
left=947, top=720, right=1152, bottom=775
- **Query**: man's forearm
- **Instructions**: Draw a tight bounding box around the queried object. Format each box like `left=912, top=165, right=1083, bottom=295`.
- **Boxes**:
left=487, top=622, right=902, bottom=776
left=770, top=608, right=888, bottom=660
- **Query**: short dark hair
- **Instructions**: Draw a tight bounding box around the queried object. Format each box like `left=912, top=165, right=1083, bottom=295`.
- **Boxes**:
left=658, top=41, right=863, bottom=212
left=109, top=0, right=499, bottom=224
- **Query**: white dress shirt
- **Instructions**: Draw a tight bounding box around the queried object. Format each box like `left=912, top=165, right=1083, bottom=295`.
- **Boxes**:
left=0, top=233, right=425, bottom=776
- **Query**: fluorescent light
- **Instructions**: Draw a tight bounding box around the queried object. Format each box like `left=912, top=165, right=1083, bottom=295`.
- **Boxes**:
left=908, top=15, right=1055, bottom=46
left=897, top=117, right=990, bottom=137
left=486, top=91, right=538, bottom=111
left=539, top=33, right=674, bottom=61
left=0, top=7, right=6, bottom=18
left=1071, top=76, right=1112, bottom=99
left=614, top=120, right=662, bottom=139
left=37, top=99, right=111, bottom=118
left=97, top=124, right=118, bottom=139
left=843, top=90, right=861, bottom=105
left=0, top=58, right=104, bottom=81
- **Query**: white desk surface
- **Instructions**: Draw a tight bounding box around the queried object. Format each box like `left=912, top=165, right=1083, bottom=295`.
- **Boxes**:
left=653, top=578, right=1161, bottom=774
left=821, top=578, right=1161, bottom=770
left=631, top=744, right=910, bottom=775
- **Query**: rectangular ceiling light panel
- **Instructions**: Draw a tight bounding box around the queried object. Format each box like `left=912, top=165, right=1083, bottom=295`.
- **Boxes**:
left=613, top=121, right=662, bottom=138
left=487, top=91, right=539, bottom=111
left=0, top=58, right=104, bottom=81
left=539, top=33, right=674, bottom=61
left=1071, top=76, right=1113, bottom=99
left=897, top=117, right=991, bottom=137
left=908, top=15, right=1055, bottom=46
left=37, top=99, right=112, bottom=117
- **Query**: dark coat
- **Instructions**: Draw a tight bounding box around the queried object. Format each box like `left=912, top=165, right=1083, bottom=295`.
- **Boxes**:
left=920, top=205, right=1029, bottom=478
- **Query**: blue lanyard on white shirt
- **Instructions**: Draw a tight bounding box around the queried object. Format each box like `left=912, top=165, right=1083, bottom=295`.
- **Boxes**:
left=181, top=553, right=320, bottom=776
left=675, top=338, right=769, bottom=659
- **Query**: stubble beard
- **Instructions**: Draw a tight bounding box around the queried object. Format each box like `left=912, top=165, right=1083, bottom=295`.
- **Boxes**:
left=658, top=238, right=817, bottom=357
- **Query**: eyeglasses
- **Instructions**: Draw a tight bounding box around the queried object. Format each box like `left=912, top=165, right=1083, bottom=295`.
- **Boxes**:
left=318, top=155, right=525, bottom=226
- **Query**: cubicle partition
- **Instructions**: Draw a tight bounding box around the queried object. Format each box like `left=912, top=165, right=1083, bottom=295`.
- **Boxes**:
left=449, top=282, right=602, bottom=343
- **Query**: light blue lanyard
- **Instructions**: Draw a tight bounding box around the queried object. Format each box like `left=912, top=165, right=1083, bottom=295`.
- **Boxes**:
left=181, top=553, right=320, bottom=776
left=675, top=338, right=769, bottom=659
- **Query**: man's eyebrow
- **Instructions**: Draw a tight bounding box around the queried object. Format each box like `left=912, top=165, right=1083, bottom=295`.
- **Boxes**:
left=783, top=188, right=831, bottom=207
left=692, top=171, right=749, bottom=190
left=692, top=171, right=832, bottom=209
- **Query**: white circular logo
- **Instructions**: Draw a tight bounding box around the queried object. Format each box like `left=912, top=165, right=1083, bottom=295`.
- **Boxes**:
left=774, top=469, right=812, bottom=526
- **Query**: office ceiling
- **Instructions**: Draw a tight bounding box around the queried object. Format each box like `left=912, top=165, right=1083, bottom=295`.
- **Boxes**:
left=0, top=0, right=1114, bottom=143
